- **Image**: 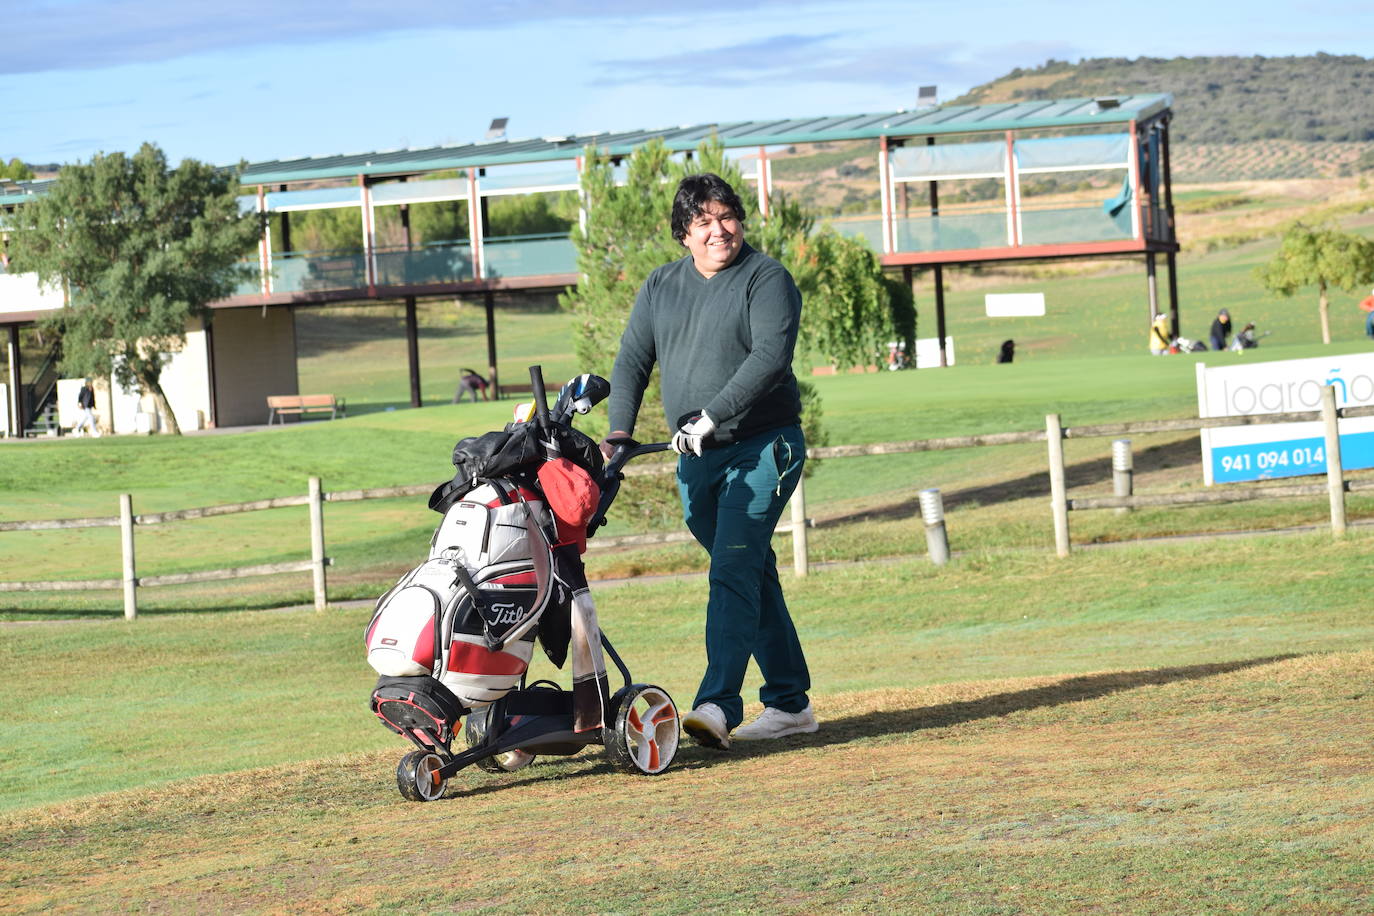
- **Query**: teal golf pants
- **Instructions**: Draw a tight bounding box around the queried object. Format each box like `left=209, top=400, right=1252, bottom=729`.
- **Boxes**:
left=677, top=424, right=811, bottom=729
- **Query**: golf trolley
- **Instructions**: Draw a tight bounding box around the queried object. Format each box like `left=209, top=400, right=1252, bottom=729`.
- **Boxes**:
left=367, top=366, right=681, bottom=801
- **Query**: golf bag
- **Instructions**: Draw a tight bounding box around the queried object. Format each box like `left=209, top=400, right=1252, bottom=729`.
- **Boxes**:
left=1173, top=336, right=1208, bottom=353
left=365, top=479, right=556, bottom=709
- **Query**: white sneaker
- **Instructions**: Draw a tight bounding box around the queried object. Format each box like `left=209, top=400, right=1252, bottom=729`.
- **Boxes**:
left=681, top=703, right=730, bottom=750
left=733, top=703, right=818, bottom=741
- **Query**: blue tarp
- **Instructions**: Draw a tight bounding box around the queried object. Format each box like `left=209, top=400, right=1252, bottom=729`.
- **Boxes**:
left=1014, top=134, right=1129, bottom=170
left=890, top=142, right=1005, bottom=181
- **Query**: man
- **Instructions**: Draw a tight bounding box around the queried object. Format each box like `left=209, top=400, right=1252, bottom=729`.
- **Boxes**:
left=1209, top=309, right=1232, bottom=353
left=74, top=378, right=100, bottom=437
left=604, top=173, right=816, bottom=750
left=1149, top=313, right=1172, bottom=355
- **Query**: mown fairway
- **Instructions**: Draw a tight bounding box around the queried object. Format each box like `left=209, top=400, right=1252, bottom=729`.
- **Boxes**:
left=2, top=187, right=1373, bottom=912
left=2, top=533, right=1372, bottom=913
left=4, top=333, right=1373, bottom=618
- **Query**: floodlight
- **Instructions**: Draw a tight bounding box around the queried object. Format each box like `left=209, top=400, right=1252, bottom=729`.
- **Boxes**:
left=485, top=118, right=509, bottom=140
left=1093, top=97, right=1121, bottom=110
left=917, top=85, right=938, bottom=108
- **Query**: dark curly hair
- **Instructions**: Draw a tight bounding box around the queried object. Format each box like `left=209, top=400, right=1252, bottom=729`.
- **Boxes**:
left=670, top=173, right=746, bottom=243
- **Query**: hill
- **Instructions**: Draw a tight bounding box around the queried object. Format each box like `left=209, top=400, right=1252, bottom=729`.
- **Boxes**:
left=762, top=55, right=1374, bottom=198
left=951, top=54, right=1374, bottom=145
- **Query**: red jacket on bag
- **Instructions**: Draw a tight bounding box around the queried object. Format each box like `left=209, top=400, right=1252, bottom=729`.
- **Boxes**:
left=537, top=458, right=601, bottom=553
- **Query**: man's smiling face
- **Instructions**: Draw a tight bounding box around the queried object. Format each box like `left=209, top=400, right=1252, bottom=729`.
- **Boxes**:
left=682, top=199, right=743, bottom=279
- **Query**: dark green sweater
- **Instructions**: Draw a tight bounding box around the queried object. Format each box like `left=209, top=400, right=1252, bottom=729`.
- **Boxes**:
left=609, top=242, right=803, bottom=445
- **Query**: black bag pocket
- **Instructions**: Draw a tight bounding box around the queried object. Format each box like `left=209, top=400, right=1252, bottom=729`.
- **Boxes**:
left=371, top=675, right=468, bottom=742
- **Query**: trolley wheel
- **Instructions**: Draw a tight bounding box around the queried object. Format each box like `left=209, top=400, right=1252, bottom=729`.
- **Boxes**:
left=396, top=750, right=447, bottom=802
left=464, top=705, right=536, bottom=774
left=604, top=683, right=679, bottom=775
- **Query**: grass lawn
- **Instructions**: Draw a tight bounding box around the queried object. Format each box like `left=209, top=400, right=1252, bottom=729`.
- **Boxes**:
left=3, top=197, right=1373, bottom=912
left=2, top=531, right=1371, bottom=913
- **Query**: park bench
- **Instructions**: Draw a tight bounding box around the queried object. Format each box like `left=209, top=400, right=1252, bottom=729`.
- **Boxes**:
left=266, top=394, right=346, bottom=424
left=495, top=382, right=534, bottom=400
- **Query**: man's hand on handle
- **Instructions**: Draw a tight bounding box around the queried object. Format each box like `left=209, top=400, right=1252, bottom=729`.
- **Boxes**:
left=670, top=414, right=716, bottom=458
left=600, top=431, right=632, bottom=462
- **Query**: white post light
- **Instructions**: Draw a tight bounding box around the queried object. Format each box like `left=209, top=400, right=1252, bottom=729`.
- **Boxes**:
left=919, top=487, right=949, bottom=566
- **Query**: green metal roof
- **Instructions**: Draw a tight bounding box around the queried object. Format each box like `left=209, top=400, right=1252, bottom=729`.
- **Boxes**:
left=0, top=178, right=56, bottom=207
left=240, top=94, right=1172, bottom=186
left=2, top=96, right=1173, bottom=198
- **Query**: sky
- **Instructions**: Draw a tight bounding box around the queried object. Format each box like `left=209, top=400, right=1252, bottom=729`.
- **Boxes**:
left=6, top=0, right=1372, bottom=170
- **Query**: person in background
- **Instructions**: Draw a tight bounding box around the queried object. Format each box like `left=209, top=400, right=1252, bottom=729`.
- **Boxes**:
left=997, top=339, right=1015, bottom=363
left=604, top=173, right=816, bottom=751
left=1149, top=313, right=1172, bottom=355
left=453, top=368, right=489, bottom=403
left=74, top=378, right=100, bottom=437
left=1209, top=309, right=1233, bottom=352
left=1359, top=288, right=1374, bottom=339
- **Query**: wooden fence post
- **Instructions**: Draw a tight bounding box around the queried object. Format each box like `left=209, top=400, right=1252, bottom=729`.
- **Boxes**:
left=790, top=474, right=808, bottom=577
left=120, top=493, right=137, bottom=620
left=1046, top=414, right=1070, bottom=557
left=309, top=477, right=327, bottom=610
left=1322, top=386, right=1346, bottom=537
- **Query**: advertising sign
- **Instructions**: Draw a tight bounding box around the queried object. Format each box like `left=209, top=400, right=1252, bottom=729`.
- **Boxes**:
left=985, top=293, right=1046, bottom=317
left=1196, top=354, right=1374, bottom=484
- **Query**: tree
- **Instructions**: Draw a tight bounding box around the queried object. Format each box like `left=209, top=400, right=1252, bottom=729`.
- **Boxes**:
left=2, top=157, right=35, bottom=181
left=7, top=143, right=262, bottom=434
left=1257, top=221, right=1374, bottom=344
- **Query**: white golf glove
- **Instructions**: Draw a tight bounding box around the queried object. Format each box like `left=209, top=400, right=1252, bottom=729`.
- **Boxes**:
left=670, top=414, right=716, bottom=457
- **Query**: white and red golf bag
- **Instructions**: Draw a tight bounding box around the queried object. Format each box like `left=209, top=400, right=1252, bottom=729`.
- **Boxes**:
left=365, top=480, right=556, bottom=709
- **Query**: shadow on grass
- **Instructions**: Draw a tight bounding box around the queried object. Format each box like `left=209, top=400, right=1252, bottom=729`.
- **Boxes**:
left=440, top=654, right=1300, bottom=798
left=708, top=653, right=1300, bottom=765
left=821, top=434, right=1203, bottom=523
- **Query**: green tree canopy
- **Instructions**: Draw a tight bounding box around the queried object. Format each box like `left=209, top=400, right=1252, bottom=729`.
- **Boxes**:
left=7, top=143, right=262, bottom=434
left=1257, top=221, right=1374, bottom=344
left=2, top=157, right=35, bottom=181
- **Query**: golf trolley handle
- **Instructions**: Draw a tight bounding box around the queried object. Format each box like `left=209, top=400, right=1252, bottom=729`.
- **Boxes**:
left=585, top=439, right=671, bottom=539
left=603, top=438, right=670, bottom=477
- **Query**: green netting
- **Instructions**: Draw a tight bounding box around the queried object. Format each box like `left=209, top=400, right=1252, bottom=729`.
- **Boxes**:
left=1019, top=205, right=1134, bottom=245
left=263, top=186, right=361, bottom=212
left=895, top=212, right=1010, bottom=251
left=890, top=142, right=1005, bottom=181
left=1014, top=134, right=1129, bottom=170
left=827, top=217, right=884, bottom=251
left=376, top=245, right=475, bottom=285
left=265, top=251, right=367, bottom=293
left=479, top=167, right=580, bottom=193
left=371, top=179, right=469, bottom=205
left=482, top=236, right=577, bottom=278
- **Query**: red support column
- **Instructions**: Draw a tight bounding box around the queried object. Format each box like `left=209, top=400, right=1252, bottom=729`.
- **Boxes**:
left=1005, top=131, right=1020, bottom=246
left=359, top=174, right=376, bottom=295
left=1127, top=120, right=1142, bottom=240
left=757, top=145, right=771, bottom=220
left=467, top=170, right=484, bottom=281
left=257, top=185, right=271, bottom=297
left=879, top=135, right=893, bottom=254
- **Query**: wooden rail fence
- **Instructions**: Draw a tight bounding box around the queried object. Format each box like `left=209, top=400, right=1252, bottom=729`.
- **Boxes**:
left=3, top=389, right=1370, bottom=616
